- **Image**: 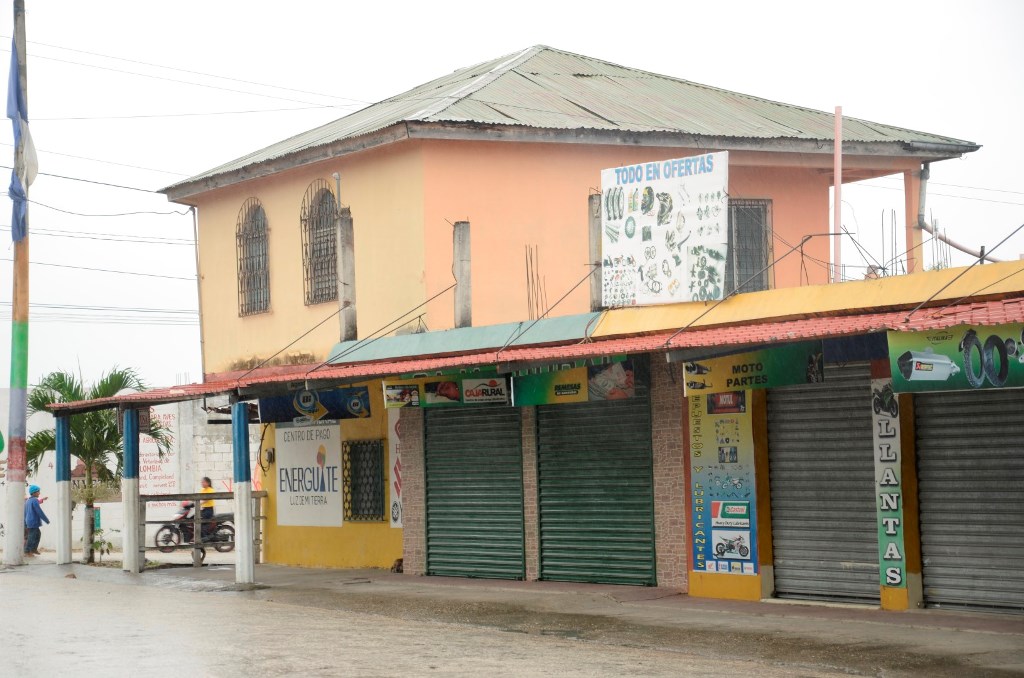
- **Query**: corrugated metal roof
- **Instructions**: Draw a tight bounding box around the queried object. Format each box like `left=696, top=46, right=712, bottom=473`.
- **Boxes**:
left=49, top=297, right=1024, bottom=415
left=168, top=45, right=977, bottom=191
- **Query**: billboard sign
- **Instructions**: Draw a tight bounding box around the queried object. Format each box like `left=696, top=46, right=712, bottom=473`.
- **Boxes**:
left=259, top=387, right=371, bottom=424
left=513, top=359, right=636, bottom=406
left=681, top=341, right=825, bottom=395
left=888, top=324, right=1024, bottom=392
left=275, top=423, right=343, bottom=527
left=601, top=152, right=729, bottom=307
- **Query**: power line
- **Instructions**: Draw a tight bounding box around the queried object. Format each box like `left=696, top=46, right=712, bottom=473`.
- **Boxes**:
left=33, top=105, right=333, bottom=122
left=854, top=182, right=1024, bottom=207
left=0, top=47, right=366, bottom=110
left=0, top=301, right=197, bottom=314
left=0, top=225, right=195, bottom=246
left=871, top=175, right=1024, bottom=197
left=5, top=35, right=370, bottom=105
left=28, top=199, right=191, bottom=218
left=0, top=165, right=160, bottom=194
left=0, top=141, right=187, bottom=176
left=0, top=257, right=195, bottom=280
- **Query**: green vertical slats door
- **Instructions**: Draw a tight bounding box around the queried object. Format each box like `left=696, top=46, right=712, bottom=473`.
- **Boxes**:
left=537, top=393, right=656, bottom=586
left=915, top=390, right=1024, bottom=612
left=425, top=407, right=525, bottom=579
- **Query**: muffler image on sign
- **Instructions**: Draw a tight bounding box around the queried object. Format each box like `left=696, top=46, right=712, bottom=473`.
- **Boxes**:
left=896, top=348, right=960, bottom=382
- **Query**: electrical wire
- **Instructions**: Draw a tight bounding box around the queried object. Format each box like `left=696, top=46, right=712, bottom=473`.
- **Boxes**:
left=904, top=221, right=1024, bottom=322
left=236, top=307, right=343, bottom=382
left=33, top=106, right=334, bottom=122
left=4, top=36, right=370, bottom=105
left=0, top=165, right=160, bottom=194
left=0, top=225, right=195, bottom=246
left=869, top=175, right=1024, bottom=197
left=28, top=199, right=191, bottom=218
left=496, top=266, right=599, bottom=358
left=0, top=257, right=195, bottom=280
left=0, top=141, right=188, bottom=176
left=0, top=301, right=196, bottom=314
left=853, top=182, right=1024, bottom=207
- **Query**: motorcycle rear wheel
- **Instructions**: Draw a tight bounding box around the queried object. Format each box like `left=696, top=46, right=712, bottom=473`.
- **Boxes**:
left=213, top=524, right=235, bottom=553
left=154, top=525, right=181, bottom=554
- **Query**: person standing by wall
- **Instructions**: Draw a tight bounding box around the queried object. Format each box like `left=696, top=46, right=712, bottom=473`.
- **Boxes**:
left=24, top=485, right=49, bottom=557
left=199, top=476, right=215, bottom=538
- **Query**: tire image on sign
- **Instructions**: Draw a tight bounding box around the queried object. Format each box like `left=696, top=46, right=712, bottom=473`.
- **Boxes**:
left=960, top=330, right=986, bottom=388
left=982, top=334, right=1009, bottom=387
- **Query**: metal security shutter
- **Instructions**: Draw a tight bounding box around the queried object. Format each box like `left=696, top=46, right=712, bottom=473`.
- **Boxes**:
left=425, top=407, right=524, bottom=579
left=916, top=390, right=1024, bottom=612
left=768, top=363, right=879, bottom=602
left=537, top=391, right=655, bottom=586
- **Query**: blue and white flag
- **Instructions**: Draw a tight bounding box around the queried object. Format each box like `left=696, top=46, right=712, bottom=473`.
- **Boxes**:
left=7, top=36, right=37, bottom=242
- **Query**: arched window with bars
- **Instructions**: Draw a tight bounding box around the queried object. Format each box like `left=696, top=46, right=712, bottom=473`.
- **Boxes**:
left=236, top=197, right=270, bottom=316
left=300, top=179, right=338, bottom=305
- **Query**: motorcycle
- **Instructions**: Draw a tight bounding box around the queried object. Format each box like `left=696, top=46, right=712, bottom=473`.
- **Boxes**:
left=154, top=501, right=235, bottom=556
left=872, top=383, right=899, bottom=418
left=714, top=534, right=749, bottom=558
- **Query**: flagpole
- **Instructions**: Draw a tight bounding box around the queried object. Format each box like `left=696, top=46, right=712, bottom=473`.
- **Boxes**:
left=3, top=0, right=29, bottom=567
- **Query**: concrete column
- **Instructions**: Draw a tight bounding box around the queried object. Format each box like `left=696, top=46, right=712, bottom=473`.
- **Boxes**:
left=453, top=221, right=471, bottom=328
left=521, top=407, right=539, bottom=581
left=651, top=359, right=688, bottom=589
left=588, top=193, right=602, bottom=311
left=399, top=407, right=425, bottom=575
left=121, top=409, right=141, bottom=574
left=903, top=169, right=923, bottom=274
left=336, top=206, right=357, bottom=342
left=55, top=416, right=72, bottom=565
left=232, top=400, right=254, bottom=585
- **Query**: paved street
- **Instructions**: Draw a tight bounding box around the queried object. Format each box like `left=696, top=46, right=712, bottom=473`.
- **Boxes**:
left=2, top=559, right=1022, bottom=677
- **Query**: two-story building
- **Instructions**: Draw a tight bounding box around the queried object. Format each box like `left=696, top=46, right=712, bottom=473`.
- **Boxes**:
left=95, top=44, right=1020, bottom=613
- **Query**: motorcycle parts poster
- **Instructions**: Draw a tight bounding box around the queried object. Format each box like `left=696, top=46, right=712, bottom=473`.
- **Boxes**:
left=275, top=423, right=344, bottom=527
left=888, top=323, right=1024, bottom=392
left=681, top=341, right=824, bottom=395
left=688, top=391, right=758, bottom=575
left=601, top=152, right=729, bottom=307
left=871, top=377, right=907, bottom=588
left=387, top=409, right=403, bottom=529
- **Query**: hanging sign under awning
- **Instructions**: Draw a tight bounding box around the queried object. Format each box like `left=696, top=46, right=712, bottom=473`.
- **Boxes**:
left=887, top=324, right=1024, bottom=393
left=383, top=376, right=510, bottom=408
left=258, top=387, right=371, bottom=424
left=680, top=341, right=824, bottom=395
left=512, top=358, right=636, bottom=406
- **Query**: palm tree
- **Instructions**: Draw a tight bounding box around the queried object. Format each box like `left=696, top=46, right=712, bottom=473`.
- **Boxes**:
left=26, top=367, right=173, bottom=563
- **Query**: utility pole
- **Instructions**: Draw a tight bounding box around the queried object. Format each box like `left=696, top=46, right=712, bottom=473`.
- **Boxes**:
left=3, top=0, right=30, bottom=567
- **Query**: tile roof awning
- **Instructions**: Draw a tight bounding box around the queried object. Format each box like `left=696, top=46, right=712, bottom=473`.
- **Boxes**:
left=47, top=297, right=1024, bottom=416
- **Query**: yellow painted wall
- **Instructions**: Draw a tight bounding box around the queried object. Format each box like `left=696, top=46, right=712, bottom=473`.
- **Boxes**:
left=259, top=380, right=403, bottom=568
left=193, top=141, right=426, bottom=376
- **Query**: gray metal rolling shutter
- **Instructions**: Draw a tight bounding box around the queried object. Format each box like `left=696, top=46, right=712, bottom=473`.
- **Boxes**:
left=767, top=363, right=880, bottom=602
left=915, top=390, right=1024, bottom=612
left=537, top=391, right=655, bottom=586
left=425, top=407, right=524, bottom=579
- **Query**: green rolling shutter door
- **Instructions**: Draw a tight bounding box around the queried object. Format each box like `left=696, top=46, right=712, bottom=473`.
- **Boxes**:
left=536, top=392, right=656, bottom=586
left=424, top=407, right=525, bottom=579
left=915, top=390, right=1024, bottom=612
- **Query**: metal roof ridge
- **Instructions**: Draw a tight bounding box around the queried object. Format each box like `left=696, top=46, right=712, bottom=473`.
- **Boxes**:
left=405, top=45, right=546, bottom=121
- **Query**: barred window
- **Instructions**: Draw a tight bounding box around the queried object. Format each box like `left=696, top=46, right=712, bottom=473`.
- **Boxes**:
left=343, top=440, right=385, bottom=521
left=725, top=199, right=773, bottom=295
left=300, top=180, right=338, bottom=305
left=236, top=198, right=270, bottom=316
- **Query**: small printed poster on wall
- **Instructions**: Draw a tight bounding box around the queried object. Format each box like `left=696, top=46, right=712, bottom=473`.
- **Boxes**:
left=688, top=391, right=758, bottom=575
left=275, top=423, right=343, bottom=527
left=681, top=341, right=825, bottom=395
left=513, top=359, right=636, bottom=406
left=888, top=323, right=1024, bottom=392
left=601, top=152, right=729, bottom=307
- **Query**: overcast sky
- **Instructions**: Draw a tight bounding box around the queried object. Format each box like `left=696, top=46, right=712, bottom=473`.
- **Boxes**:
left=0, top=0, right=1020, bottom=390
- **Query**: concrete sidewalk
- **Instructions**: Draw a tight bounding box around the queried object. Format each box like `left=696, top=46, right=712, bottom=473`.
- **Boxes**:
left=13, top=558, right=1024, bottom=676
